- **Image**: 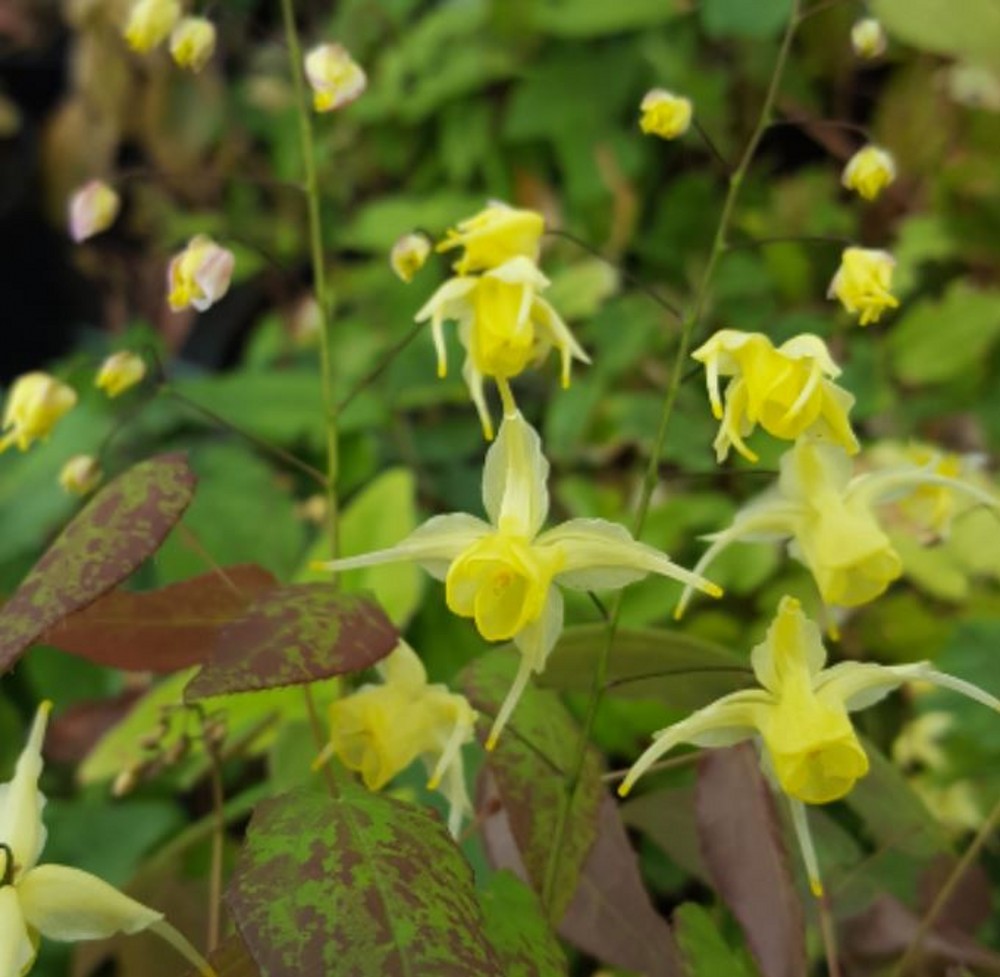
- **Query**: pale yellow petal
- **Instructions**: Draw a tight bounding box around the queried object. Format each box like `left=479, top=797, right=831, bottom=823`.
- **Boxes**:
left=0, top=887, right=36, bottom=977
left=0, top=702, right=51, bottom=874
left=482, top=411, right=549, bottom=537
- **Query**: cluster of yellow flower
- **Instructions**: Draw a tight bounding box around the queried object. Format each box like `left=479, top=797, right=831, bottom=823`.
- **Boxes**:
left=123, top=0, right=216, bottom=72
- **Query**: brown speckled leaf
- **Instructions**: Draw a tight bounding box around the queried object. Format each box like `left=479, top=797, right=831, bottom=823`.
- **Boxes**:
left=227, top=786, right=504, bottom=977
left=0, top=453, right=196, bottom=674
left=42, top=565, right=277, bottom=672
left=185, top=583, right=397, bottom=699
left=695, top=745, right=806, bottom=977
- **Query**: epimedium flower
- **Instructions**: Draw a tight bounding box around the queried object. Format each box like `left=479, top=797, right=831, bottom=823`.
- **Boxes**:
left=415, top=256, right=589, bottom=440
left=851, top=17, right=887, bottom=59
left=167, top=235, right=235, bottom=313
left=0, top=373, right=77, bottom=454
left=303, top=43, right=366, bottom=113
left=638, top=89, right=693, bottom=140
left=68, top=181, right=120, bottom=243
left=436, top=202, right=545, bottom=276
left=123, top=0, right=181, bottom=53
left=828, top=247, right=899, bottom=326
left=313, top=642, right=476, bottom=836
left=842, top=145, right=897, bottom=201
left=675, top=436, right=999, bottom=618
left=58, top=455, right=103, bottom=496
left=691, top=330, right=859, bottom=463
left=316, top=411, right=721, bottom=747
left=390, top=232, right=432, bottom=283
left=169, top=17, right=216, bottom=73
left=95, top=351, right=147, bottom=398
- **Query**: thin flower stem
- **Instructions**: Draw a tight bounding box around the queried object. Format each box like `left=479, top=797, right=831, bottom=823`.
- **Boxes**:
left=767, top=118, right=871, bottom=141
left=303, top=682, right=339, bottom=797
left=601, top=751, right=700, bottom=784
left=817, top=890, right=843, bottom=977
left=540, top=0, right=803, bottom=918
left=692, top=117, right=732, bottom=173
left=797, top=0, right=857, bottom=22
left=724, top=234, right=851, bottom=251
left=205, top=737, right=225, bottom=954
left=338, top=320, right=426, bottom=412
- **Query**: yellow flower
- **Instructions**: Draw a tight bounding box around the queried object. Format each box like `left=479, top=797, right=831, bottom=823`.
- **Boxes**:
left=621, top=595, right=1000, bottom=806
left=390, top=232, right=432, bottom=283
left=828, top=247, right=899, bottom=326
left=169, top=17, right=216, bottom=73
left=676, top=437, right=999, bottom=617
left=638, top=89, right=693, bottom=140
left=167, top=235, right=235, bottom=312
left=317, top=411, right=721, bottom=746
left=851, top=18, right=887, bottom=59
left=437, top=202, right=545, bottom=276
left=95, top=351, right=147, bottom=398
left=842, top=146, right=897, bottom=201
left=0, top=373, right=77, bottom=454
left=313, top=643, right=476, bottom=836
left=59, top=455, right=103, bottom=496
left=68, top=181, right=120, bottom=243
left=303, top=43, right=366, bottom=113
left=691, top=330, right=859, bottom=463
left=123, top=0, right=181, bottom=53
left=416, top=257, right=589, bottom=439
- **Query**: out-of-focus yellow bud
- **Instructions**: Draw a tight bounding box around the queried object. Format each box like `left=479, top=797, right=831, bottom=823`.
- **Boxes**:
left=390, top=232, right=432, bottom=283
left=68, top=180, right=120, bottom=243
left=167, top=235, right=235, bottom=312
left=303, top=43, right=367, bottom=113
left=827, top=247, right=899, bottom=326
left=436, top=202, right=545, bottom=275
left=59, top=455, right=103, bottom=496
left=842, top=145, right=896, bottom=201
left=123, top=0, right=181, bottom=53
left=169, top=17, right=216, bottom=73
left=638, top=89, right=693, bottom=140
left=0, top=373, right=77, bottom=454
left=851, top=18, right=887, bottom=59
left=95, top=351, right=147, bottom=398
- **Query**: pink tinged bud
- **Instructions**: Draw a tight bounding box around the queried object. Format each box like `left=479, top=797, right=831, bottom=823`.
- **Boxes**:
left=167, top=235, right=235, bottom=312
left=390, top=232, right=432, bottom=283
left=95, top=351, right=147, bottom=398
left=303, top=43, right=367, bottom=113
left=170, top=17, right=216, bottom=72
left=851, top=18, right=887, bottom=59
left=0, top=372, right=78, bottom=454
left=68, top=181, right=120, bottom=243
left=59, top=455, right=103, bottom=496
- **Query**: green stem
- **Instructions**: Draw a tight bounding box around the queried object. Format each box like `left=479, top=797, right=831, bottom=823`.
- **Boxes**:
left=540, top=0, right=803, bottom=917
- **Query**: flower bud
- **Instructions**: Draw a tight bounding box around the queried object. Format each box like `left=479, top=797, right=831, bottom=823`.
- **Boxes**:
left=842, top=145, right=896, bottom=201
left=170, top=16, right=216, bottom=72
left=304, top=43, right=366, bottom=113
left=0, top=373, right=77, bottom=454
left=124, top=0, right=181, bottom=53
left=639, top=89, right=693, bottom=140
left=828, top=247, right=899, bottom=326
left=390, top=232, right=431, bottom=283
left=68, top=180, right=120, bottom=242
left=95, top=350, right=147, bottom=398
left=167, top=235, right=235, bottom=312
left=59, top=455, right=103, bottom=496
left=851, top=18, right=887, bottom=59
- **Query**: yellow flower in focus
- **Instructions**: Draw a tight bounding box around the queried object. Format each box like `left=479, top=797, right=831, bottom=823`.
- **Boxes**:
left=68, top=181, right=120, bottom=243
left=638, top=89, right=693, bottom=140
left=303, top=43, right=366, bottom=113
left=59, top=455, right=103, bottom=496
left=416, top=257, right=589, bottom=439
left=390, top=232, right=432, bottom=283
left=828, top=247, right=899, bottom=326
left=437, top=202, right=545, bottom=276
left=167, top=235, right=235, bottom=312
left=0, top=373, right=77, bottom=454
left=851, top=18, right=887, bottom=59
left=169, top=17, right=216, bottom=72
left=95, top=351, right=147, bottom=398
left=692, top=330, right=859, bottom=463
left=317, top=411, right=721, bottom=746
left=842, top=146, right=896, bottom=201
left=123, top=0, right=181, bottom=52
left=314, top=643, right=476, bottom=836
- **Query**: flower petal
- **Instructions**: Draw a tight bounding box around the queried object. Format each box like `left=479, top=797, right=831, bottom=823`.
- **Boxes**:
left=482, top=411, right=549, bottom=538
left=812, top=661, right=908, bottom=712
left=0, top=887, right=36, bottom=977
left=0, top=702, right=51, bottom=876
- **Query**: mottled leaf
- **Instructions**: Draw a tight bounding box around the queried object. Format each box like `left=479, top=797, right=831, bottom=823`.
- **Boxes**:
left=696, top=745, right=806, bottom=977
left=0, top=453, right=196, bottom=674
left=185, top=584, right=397, bottom=699
left=674, top=903, right=754, bottom=977
left=227, top=786, right=503, bottom=977
left=42, top=565, right=277, bottom=673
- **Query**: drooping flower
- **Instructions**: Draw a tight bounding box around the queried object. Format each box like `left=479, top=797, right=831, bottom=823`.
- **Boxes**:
left=638, top=89, right=693, bottom=140
left=0, top=373, right=77, bottom=454
left=95, top=351, right=147, bottom=398
left=842, top=146, right=897, bottom=201
left=317, top=411, right=721, bottom=746
left=68, top=181, right=120, bottom=243
left=390, top=232, right=432, bottom=283
left=828, top=247, right=899, bottom=326
left=415, top=256, right=589, bottom=439
left=675, top=437, right=999, bottom=617
left=167, top=235, right=235, bottom=312
left=59, top=455, right=103, bottom=496
left=851, top=17, right=887, bottom=59
left=303, top=43, right=366, bottom=113
left=123, top=0, right=181, bottom=53
left=436, top=202, right=545, bottom=276
left=169, top=17, right=216, bottom=73
left=691, top=330, right=859, bottom=463
left=313, top=643, right=476, bottom=836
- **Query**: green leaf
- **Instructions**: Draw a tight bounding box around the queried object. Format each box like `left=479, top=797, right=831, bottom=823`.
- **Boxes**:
left=527, top=0, right=683, bottom=37
left=699, top=0, right=794, bottom=39
left=341, top=192, right=485, bottom=252
left=185, top=584, right=397, bottom=699
left=0, top=453, right=196, bottom=673
left=227, top=786, right=504, bottom=977
left=872, top=0, right=1000, bottom=68
left=674, top=903, right=754, bottom=977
